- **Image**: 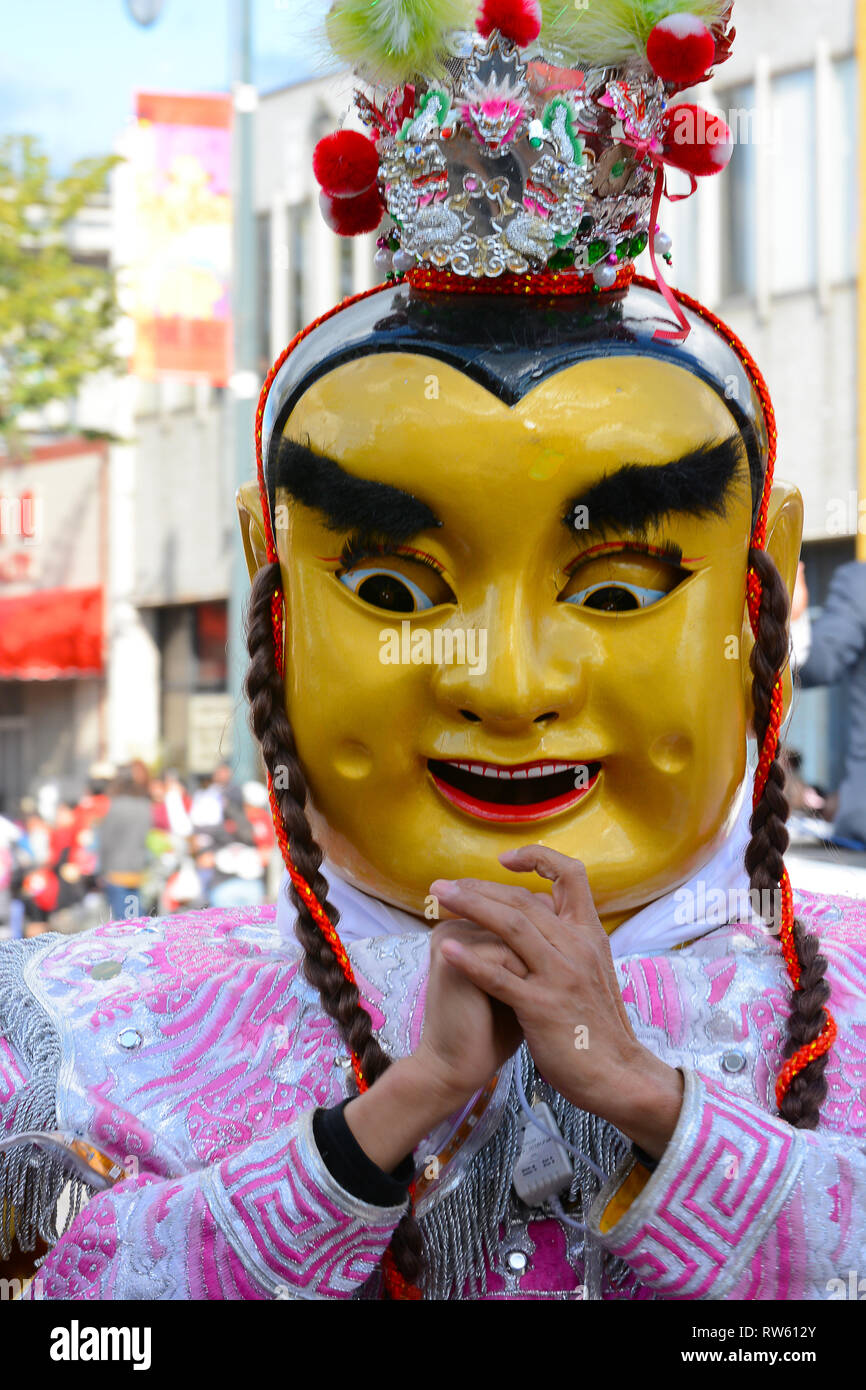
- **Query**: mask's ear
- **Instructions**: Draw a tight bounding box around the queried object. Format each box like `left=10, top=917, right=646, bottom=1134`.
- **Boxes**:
left=236, top=482, right=270, bottom=581
left=741, top=481, right=804, bottom=731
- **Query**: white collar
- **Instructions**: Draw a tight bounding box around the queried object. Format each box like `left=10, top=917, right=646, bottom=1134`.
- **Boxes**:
left=275, top=782, right=754, bottom=959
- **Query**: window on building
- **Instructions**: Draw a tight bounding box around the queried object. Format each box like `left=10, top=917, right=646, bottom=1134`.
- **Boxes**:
left=195, top=602, right=229, bottom=690
left=257, top=211, right=272, bottom=372
left=769, top=68, right=816, bottom=294
left=825, top=55, right=857, bottom=283
left=157, top=602, right=228, bottom=696
left=721, top=81, right=758, bottom=299
left=289, top=203, right=309, bottom=336
left=155, top=601, right=229, bottom=771
left=337, top=236, right=354, bottom=300
left=719, top=59, right=855, bottom=302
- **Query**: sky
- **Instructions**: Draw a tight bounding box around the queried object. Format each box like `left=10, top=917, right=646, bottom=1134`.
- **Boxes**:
left=0, top=0, right=334, bottom=170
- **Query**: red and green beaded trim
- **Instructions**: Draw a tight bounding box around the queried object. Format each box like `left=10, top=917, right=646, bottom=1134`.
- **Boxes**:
left=407, top=263, right=635, bottom=297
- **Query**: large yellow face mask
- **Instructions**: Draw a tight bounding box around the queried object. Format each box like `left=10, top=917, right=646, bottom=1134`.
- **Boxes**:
left=239, top=351, right=802, bottom=931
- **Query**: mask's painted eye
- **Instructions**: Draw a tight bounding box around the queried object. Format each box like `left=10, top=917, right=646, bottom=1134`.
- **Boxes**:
left=564, top=581, right=669, bottom=612
left=339, top=566, right=437, bottom=613
left=559, top=547, right=688, bottom=614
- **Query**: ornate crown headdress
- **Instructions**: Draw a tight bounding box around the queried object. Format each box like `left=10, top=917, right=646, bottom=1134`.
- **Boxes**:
left=312, top=0, right=736, bottom=335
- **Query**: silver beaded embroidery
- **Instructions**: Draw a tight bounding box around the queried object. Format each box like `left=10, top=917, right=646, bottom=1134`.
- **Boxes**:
left=414, top=1044, right=632, bottom=1300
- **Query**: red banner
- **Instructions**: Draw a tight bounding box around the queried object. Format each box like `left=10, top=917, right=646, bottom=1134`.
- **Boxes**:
left=0, top=587, right=103, bottom=679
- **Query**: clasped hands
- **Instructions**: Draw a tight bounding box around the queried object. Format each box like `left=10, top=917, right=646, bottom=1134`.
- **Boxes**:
left=423, top=845, right=683, bottom=1161
left=345, top=844, right=683, bottom=1175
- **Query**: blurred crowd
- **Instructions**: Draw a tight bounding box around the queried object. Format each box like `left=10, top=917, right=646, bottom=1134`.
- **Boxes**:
left=0, top=760, right=278, bottom=940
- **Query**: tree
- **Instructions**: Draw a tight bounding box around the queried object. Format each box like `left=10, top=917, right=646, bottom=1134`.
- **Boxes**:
left=0, top=135, right=122, bottom=451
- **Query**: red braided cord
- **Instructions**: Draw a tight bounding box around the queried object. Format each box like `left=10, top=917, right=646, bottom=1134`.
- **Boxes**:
left=633, top=276, right=837, bottom=1105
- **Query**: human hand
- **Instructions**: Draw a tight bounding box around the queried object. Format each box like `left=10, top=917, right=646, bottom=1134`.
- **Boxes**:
left=344, top=920, right=524, bottom=1175
left=413, top=919, right=524, bottom=1112
left=430, top=846, right=683, bottom=1159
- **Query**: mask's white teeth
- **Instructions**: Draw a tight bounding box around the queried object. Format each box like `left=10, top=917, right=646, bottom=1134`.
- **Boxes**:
left=442, top=760, right=595, bottom=779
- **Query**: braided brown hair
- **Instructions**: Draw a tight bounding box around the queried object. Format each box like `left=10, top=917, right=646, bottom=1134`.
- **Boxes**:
left=245, top=560, right=424, bottom=1294
left=745, top=546, right=830, bottom=1129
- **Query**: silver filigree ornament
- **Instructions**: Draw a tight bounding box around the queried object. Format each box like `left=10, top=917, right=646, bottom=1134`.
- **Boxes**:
left=377, top=32, right=596, bottom=278
left=371, top=33, right=671, bottom=282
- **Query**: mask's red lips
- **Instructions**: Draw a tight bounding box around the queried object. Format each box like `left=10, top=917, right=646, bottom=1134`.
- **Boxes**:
left=427, top=758, right=602, bottom=824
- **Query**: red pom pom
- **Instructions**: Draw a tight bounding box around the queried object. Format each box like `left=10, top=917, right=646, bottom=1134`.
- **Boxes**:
left=661, top=104, right=732, bottom=177
left=477, top=0, right=542, bottom=47
left=319, top=185, right=385, bottom=237
left=647, top=14, right=716, bottom=86
left=312, top=131, right=380, bottom=198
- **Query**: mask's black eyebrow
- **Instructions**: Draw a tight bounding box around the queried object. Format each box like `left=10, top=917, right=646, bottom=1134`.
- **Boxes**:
left=273, top=436, right=441, bottom=541
left=562, top=437, right=747, bottom=538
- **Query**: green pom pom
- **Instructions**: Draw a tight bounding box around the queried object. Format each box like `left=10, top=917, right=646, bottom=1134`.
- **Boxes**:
left=326, top=0, right=481, bottom=84
left=539, top=0, right=730, bottom=67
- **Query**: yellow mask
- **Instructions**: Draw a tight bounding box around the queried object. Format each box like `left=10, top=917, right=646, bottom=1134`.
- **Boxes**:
left=240, top=350, right=801, bottom=931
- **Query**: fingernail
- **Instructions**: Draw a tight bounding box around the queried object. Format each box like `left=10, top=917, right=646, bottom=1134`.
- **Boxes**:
left=430, top=879, right=456, bottom=899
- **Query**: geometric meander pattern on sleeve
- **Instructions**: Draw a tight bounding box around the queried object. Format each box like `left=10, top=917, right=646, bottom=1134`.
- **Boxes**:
left=204, top=1109, right=408, bottom=1298
left=589, top=1069, right=805, bottom=1298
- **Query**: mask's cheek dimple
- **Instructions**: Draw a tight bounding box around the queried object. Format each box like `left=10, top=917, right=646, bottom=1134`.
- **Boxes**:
left=648, top=733, right=694, bottom=776
left=331, top=741, right=375, bottom=782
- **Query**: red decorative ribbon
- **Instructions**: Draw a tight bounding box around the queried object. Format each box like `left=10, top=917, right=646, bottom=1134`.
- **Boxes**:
left=646, top=163, right=696, bottom=342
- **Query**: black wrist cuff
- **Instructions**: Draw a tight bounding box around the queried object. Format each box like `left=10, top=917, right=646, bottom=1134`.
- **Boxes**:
left=313, top=1099, right=415, bottom=1207
left=630, top=1140, right=660, bottom=1173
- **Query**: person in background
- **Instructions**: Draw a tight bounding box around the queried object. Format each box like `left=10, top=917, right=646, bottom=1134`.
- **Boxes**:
left=196, top=785, right=265, bottom=909
left=96, top=765, right=154, bottom=922
left=796, top=559, right=866, bottom=848
left=190, top=761, right=233, bottom=829
left=162, top=769, right=193, bottom=839
left=78, top=763, right=114, bottom=826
